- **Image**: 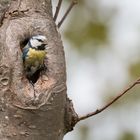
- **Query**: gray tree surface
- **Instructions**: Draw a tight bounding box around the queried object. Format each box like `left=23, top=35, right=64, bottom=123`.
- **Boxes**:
left=0, top=0, right=78, bottom=139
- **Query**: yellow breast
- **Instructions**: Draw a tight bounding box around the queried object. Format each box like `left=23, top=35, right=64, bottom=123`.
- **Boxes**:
left=26, top=48, right=46, bottom=65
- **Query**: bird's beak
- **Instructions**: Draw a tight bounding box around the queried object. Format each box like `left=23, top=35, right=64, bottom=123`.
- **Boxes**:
left=44, top=41, right=48, bottom=47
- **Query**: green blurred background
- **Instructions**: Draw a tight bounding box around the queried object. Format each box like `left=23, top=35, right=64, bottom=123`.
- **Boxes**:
left=52, top=0, right=140, bottom=140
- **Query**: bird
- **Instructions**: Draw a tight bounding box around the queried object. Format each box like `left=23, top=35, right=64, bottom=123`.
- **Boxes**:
left=22, top=35, right=47, bottom=84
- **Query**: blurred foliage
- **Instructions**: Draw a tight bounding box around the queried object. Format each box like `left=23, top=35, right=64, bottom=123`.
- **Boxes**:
left=129, top=62, right=140, bottom=79
left=65, top=21, right=107, bottom=48
left=62, top=1, right=140, bottom=140
left=119, top=131, right=136, bottom=140
left=79, top=125, right=89, bottom=140
left=64, top=0, right=110, bottom=54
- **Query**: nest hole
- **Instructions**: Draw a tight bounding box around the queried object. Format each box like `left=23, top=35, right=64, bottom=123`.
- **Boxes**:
left=20, top=37, right=47, bottom=84
left=27, top=67, right=47, bottom=84
left=27, top=69, right=41, bottom=84
left=20, top=37, right=30, bottom=50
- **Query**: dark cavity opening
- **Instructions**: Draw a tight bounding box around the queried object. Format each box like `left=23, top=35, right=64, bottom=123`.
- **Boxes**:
left=20, top=37, right=29, bottom=50
left=27, top=69, right=41, bottom=84
left=21, top=37, right=46, bottom=84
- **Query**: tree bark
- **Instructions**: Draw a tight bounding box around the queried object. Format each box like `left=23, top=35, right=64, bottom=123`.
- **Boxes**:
left=0, top=0, right=78, bottom=139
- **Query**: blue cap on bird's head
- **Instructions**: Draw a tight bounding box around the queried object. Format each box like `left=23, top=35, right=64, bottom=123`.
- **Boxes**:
left=29, top=35, right=47, bottom=50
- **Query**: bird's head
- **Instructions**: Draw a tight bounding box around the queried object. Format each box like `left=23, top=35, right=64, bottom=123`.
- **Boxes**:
left=29, top=35, right=47, bottom=50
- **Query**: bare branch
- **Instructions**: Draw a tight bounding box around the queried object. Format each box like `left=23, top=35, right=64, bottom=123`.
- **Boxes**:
left=77, top=78, right=140, bottom=122
left=57, top=0, right=78, bottom=28
left=53, top=0, right=63, bottom=22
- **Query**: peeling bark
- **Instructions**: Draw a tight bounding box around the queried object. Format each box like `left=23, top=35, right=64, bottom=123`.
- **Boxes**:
left=0, top=0, right=78, bottom=139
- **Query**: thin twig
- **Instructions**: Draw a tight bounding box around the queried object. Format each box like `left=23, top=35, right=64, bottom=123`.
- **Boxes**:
left=57, top=0, right=78, bottom=28
left=53, top=0, right=63, bottom=22
left=78, top=78, right=140, bottom=122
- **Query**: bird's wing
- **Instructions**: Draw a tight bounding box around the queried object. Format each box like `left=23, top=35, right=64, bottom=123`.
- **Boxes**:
left=22, top=47, right=29, bottom=63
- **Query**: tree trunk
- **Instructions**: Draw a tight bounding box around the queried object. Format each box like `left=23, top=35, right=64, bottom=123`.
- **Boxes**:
left=0, top=0, right=78, bottom=139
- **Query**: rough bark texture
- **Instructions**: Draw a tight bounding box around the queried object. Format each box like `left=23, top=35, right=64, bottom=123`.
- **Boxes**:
left=0, top=0, right=78, bottom=139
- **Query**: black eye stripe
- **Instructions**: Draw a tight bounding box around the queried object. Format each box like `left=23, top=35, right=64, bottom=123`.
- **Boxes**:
left=37, top=39, right=43, bottom=42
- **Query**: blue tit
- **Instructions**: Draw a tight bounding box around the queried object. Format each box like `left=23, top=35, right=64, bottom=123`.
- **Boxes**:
left=22, top=35, right=47, bottom=83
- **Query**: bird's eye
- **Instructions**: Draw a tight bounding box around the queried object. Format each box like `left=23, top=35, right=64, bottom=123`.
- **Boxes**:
left=37, top=39, right=43, bottom=42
